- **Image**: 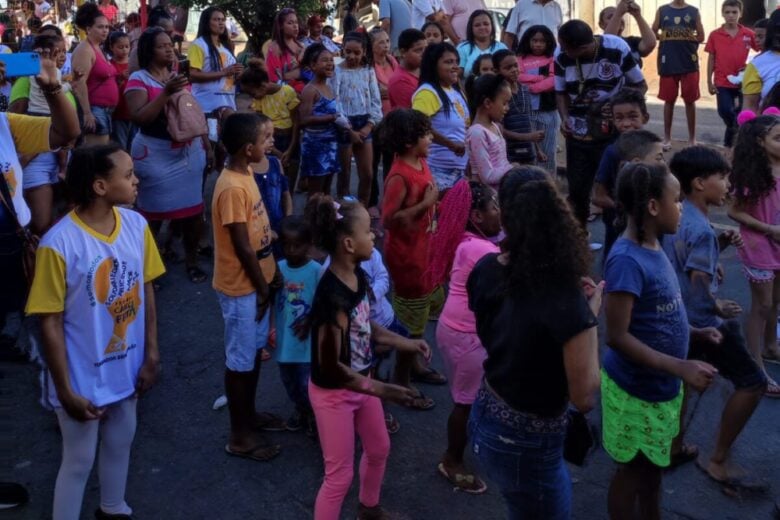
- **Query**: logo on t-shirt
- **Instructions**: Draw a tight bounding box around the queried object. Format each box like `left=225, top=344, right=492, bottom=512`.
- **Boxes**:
left=597, top=59, right=617, bottom=81
left=1, top=163, right=18, bottom=196
left=88, top=256, right=142, bottom=356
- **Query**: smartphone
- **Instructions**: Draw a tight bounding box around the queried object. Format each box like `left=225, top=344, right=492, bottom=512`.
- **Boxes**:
left=0, top=52, right=41, bottom=78
left=177, top=58, right=190, bottom=80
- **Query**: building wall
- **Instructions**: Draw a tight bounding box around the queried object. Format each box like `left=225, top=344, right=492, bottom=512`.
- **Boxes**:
left=584, top=0, right=767, bottom=102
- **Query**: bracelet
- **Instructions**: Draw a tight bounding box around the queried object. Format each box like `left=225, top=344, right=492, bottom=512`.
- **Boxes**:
left=41, top=83, right=63, bottom=96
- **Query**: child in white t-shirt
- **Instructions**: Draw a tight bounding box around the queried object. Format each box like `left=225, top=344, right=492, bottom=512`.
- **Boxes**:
left=26, top=143, right=165, bottom=520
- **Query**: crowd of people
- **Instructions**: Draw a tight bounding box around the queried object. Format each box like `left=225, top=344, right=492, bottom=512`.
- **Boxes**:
left=1, top=0, right=780, bottom=518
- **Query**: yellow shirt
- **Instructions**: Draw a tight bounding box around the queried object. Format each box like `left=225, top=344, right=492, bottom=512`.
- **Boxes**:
left=412, top=88, right=442, bottom=116
left=211, top=167, right=276, bottom=296
left=250, top=85, right=300, bottom=130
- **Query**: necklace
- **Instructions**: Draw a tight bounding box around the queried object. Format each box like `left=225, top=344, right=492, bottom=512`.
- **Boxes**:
left=575, top=37, right=601, bottom=96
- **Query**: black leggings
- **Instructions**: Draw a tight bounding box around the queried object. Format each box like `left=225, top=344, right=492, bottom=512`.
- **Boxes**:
left=369, top=126, right=394, bottom=208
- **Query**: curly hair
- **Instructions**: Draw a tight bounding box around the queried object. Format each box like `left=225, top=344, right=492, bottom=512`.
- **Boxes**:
left=731, top=115, right=780, bottom=206
left=74, top=2, right=104, bottom=30
left=239, top=59, right=269, bottom=90
left=499, top=167, right=590, bottom=294
left=304, top=194, right=363, bottom=253
left=380, top=109, right=432, bottom=156
left=426, top=180, right=494, bottom=287
left=614, top=162, right=670, bottom=244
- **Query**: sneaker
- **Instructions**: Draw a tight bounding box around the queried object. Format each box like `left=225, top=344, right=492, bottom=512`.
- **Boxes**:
left=357, top=503, right=391, bottom=520
left=94, top=509, right=131, bottom=519
left=286, top=411, right=303, bottom=432
left=0, top=482, right=28, bottom=510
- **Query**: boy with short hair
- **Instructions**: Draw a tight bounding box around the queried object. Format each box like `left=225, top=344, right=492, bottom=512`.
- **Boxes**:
left=592, top=88, right=655, bottom=258
left=663, top=146, right=767, bottom=489
left=706, top=0, right=758, bottom=147
left=652, top=0, right=705, bottom=148
left=212, top=112, right=284, bottom=462
left=388, top=29, right=427, bottom=110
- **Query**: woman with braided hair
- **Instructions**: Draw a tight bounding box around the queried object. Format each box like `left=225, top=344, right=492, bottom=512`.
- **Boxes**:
left=428, top=179, right=500, bottom=494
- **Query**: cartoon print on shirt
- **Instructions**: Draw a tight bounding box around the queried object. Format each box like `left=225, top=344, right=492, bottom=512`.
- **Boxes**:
left=89, top=256, right=142, bottom=355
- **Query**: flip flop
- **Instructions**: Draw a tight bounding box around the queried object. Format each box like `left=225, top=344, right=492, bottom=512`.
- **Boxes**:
left=411, top=367, right=448, bottom=386
left=662, top=141, right=672, bottom=152
left=437, top=462, right=488, bottom=495
left=402, top=391, right=435, bottom=411
left=668, top=444, right=698, bottom=470
left=224, top=442, right=280, bottom=462
left=385, top=412, right=400, bottom=434
left=765, top=379, right=780, bottom=399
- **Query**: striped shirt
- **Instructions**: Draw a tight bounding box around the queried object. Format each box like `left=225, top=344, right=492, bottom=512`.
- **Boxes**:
left=554, top=34, right=643, bottom=141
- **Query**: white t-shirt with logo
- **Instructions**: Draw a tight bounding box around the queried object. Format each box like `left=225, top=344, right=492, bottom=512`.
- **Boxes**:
left=26, top=207, right=165, bottom=408
left=187, top=37, right=237, bottom=113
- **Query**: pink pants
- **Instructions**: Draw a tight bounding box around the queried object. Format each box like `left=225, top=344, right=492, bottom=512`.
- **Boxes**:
left=309, top=381, right=390, bottom=520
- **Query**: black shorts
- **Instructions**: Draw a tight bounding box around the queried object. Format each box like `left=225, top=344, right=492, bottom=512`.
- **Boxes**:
left=689, top=319, right=767, bottom=390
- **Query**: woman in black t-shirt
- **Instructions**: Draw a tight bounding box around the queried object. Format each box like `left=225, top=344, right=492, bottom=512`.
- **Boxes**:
left=305, top=195, right=431, bottom=519
left=466, top=166, right=602, bottom=519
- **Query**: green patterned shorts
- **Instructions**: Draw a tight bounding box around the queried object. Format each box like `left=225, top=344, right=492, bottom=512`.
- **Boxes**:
left=600, top=370, right=683, bottom=467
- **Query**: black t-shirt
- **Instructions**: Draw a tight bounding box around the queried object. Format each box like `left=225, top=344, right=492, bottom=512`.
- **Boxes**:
left=310, top=267, right=373, bottom=389
left=467, top=254, right=598, bottom=416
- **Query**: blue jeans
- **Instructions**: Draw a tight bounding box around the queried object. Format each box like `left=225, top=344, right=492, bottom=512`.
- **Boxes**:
left=278, top=362, right=312, bottom=412
left=716, top=87, right=742, bottom=147
left=468, top=385, right=571, bottom=520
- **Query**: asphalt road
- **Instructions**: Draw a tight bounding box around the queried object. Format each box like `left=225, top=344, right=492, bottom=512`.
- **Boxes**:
left=1, top=102, right=779, bottom=520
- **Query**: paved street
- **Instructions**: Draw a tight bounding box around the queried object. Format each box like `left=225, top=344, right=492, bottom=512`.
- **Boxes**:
left=2, top=103, right=780, bottom=519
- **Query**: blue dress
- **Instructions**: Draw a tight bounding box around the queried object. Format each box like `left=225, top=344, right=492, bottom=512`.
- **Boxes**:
left=300, top=91, right=339, bottom=178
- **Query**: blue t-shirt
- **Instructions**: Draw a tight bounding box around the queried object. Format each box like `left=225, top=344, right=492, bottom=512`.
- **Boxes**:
left=378, top=0, right=412, bottom=51
left=662, top=200, right=721, bottom=329
left=604, top=238, right=689, bottom=402
left=275, top=259, right=322, bottom=363
left=253, top=155, right=288, bottom=233
left=595, top=143, right=620, bottom=251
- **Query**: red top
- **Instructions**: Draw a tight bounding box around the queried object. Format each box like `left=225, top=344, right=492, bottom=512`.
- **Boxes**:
left=99, top=4, right=119, bottom=24
left=382, top=157, right=435, bottom=298
left=388, top=67, right=418, bottom=110
left=266, top=45, right=305, bottom=93
left=705, top=25, right=758, bottom=88
left=111, top=60, right=130, bottom=120
left=87, top=41, right=119, bottom=108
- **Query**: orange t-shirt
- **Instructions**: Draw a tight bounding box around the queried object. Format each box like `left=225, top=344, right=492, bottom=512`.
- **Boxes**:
left=212, top=167, right=276, bottom=296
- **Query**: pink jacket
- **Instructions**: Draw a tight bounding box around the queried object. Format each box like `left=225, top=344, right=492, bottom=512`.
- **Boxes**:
left=517, top=55, right=555, bottom=95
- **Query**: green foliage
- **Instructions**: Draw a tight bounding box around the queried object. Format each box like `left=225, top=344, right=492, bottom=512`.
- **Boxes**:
left=171, top=0, right=329, bottom=49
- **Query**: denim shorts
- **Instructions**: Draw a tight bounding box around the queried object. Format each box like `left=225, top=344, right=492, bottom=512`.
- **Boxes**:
left=339, top=114, right=373, bottom=145
left=91, top=105, right=114, bottom=136
left=428, top=165, right=465, bottom=192
left=689, top=319, right=768, bottom=390
left=216, top=291, right=270, bottom=372
left=21, top=152, right=59, bottom=189
left=469, top=383, right=570, bottom=520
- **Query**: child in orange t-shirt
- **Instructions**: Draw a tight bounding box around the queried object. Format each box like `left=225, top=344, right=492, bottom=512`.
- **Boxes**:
left=212, top=112, right=284, bottom=462
left=381, top=109, right=443, bottom=409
